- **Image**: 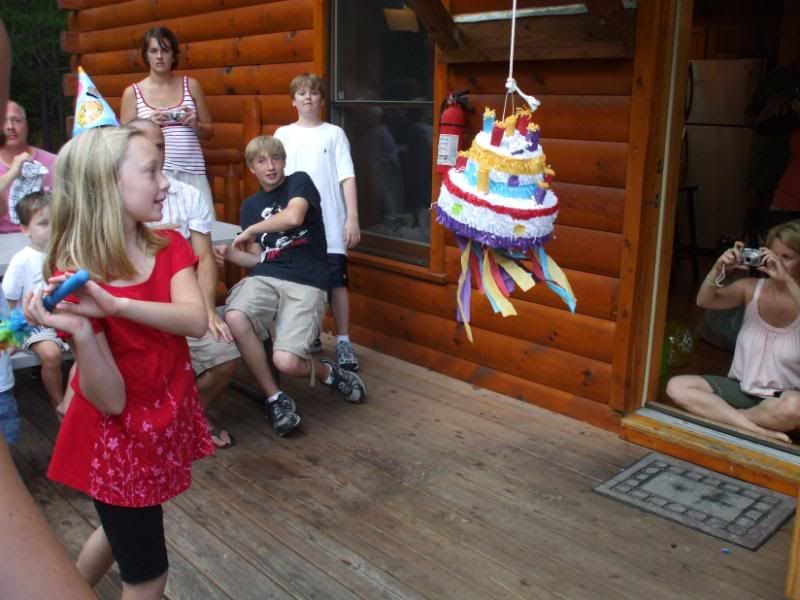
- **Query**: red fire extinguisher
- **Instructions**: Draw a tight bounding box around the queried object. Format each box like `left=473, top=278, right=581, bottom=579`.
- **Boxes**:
left=436, top=90, right=470, bottom=174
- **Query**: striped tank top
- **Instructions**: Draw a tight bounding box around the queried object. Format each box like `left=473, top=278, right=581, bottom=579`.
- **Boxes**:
left=133, top=76, right=206, bottom=175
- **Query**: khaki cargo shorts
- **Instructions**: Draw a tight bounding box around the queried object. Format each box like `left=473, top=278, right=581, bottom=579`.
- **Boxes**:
left=224, top=276, right=327, bottom=360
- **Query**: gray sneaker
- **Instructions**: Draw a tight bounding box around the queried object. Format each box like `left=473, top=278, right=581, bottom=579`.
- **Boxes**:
left=336, top=339, right=359, bottom=371
left=266, top=392, right=301, bottom=436
left=320, top=357, right=366, bottom=404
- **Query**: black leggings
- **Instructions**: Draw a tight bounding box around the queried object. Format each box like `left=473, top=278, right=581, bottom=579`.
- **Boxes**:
left=93, top=500, right=168, bottom=584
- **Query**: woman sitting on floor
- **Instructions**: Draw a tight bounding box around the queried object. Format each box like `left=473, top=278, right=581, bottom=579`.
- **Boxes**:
left=666, top=220, right=800, bottom=443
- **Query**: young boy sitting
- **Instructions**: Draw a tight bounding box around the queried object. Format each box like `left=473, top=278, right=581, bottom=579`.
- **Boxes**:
left=275, top=73, right=361, bottom=371
left=2, top=192, right=69, bottom=414
left=218, top=135, right=366, bottom=437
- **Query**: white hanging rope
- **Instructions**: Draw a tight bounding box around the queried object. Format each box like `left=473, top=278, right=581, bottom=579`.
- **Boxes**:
left=504, top=0, right=540, bottom=118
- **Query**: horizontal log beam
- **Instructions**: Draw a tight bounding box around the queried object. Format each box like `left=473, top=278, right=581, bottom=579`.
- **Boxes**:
left=545, top=138, right=628, bottom=188
left=63, top=62, right=314, bottom=97
left=444, top=246, right=619, bottom=320
left=554, top=182, right=625, bottom=234
left=439, top=11, right=636, bottom=62
left=73, top=0, right=283, bottom=33
left=79, top=30, right=313, bottom=75
left=61, top=0, right=313, bottom=54
left=350, top=322, right=620, bottom=431
left=448, top=58, right=633, bottom=96
left=348, top=262, right=616, bottom=362
left=349, top=292, right=612, bottom=403
left=465, top=94, right=631, bottom=143
left=545, top=224, right=622, bottom=278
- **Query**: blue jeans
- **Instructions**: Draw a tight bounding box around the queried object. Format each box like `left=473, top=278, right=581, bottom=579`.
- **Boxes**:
left=0, top=389, right=20, bottom=444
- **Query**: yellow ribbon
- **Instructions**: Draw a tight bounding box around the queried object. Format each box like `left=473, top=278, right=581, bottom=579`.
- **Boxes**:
left=494, top=253, right=535, bottom=292
left=482, top=248, right=516, bottom=317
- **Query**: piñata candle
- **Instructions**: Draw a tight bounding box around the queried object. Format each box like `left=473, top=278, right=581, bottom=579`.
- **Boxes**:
left=490, top=123, right=504, bottom=146
left=516, top=108, right=531, bottom=134
left=482, top=108, right=496, bottom=133
left=526, top=122, right=540, bottom=151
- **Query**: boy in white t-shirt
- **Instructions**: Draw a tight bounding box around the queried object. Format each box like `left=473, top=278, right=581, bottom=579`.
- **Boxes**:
left=2, top=192, right=68, bottom=414
left=274, top=73, right=361, bottom=371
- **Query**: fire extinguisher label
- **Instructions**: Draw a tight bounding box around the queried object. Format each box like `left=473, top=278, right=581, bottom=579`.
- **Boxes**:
left=437, top=133, right=459, bottom=167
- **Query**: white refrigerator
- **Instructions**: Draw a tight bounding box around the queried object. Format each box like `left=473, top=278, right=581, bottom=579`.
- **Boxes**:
left=679, top=59, right=765, bottom=251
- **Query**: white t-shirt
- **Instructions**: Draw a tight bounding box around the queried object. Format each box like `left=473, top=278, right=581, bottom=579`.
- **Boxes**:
left=2, top=245, right=45, bottom=302
left=274, top=122, right=356, bottom=255
left=0, top=247, right=33, bottom=392
left=149, top=175, right=214, bottom=239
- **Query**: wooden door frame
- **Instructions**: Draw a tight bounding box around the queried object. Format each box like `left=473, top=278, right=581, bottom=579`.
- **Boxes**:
left=612, top=0, right=694, bottom=414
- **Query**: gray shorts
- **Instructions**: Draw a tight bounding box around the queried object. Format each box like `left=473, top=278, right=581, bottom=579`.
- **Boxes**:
left=24, top=326, right=70, bottom=353
left=187, top=330, right=241, bottom=375
left=224, top=276, right=327, bottom=360
left=700, top=375, right=764, bottom=409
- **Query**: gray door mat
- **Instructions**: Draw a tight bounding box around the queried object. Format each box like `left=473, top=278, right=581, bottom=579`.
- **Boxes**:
left=593, top=453, right=795, bottom=550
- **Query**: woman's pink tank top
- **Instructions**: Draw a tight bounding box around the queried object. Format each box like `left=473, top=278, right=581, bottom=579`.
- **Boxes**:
left=729, top=278, right=800, bottom=396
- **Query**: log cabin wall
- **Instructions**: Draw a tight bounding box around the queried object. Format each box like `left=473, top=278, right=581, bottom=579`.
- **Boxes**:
left=58, top=0, right=325, bottom=218
left=347, top=1, right=644, bottom=432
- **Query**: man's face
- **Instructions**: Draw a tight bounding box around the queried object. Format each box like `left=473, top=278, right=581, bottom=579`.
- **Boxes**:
left=3, top=102, right=28, bottom=151
left=249, top=153, right=286, bottom=191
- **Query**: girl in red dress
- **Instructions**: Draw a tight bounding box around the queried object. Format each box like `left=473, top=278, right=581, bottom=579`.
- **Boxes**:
left=25, top=126, right=213, bottom=599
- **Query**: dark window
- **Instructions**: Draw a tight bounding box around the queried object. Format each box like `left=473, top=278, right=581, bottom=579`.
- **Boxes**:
left=331, top=0, right=435, bottom=265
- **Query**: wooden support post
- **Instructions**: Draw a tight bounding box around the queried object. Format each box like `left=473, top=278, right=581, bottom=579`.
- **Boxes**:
left=223, top=163, right=243, bottom=291
left=241, top=97, right=261, bottom=198
left=787, top=493, right=800, bottom=600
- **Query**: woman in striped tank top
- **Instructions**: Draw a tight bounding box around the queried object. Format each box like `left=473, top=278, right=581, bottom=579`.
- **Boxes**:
left=121, top=27, right=215, bottom=212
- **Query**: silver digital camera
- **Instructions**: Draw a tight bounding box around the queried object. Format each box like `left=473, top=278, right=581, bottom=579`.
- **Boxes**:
left=165, top=109, right=184, bottom=121
left=739, top=247, right=762, bottom=267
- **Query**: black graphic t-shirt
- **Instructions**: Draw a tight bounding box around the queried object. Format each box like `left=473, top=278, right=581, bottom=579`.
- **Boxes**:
left=239, top=172, right=328, bottom=290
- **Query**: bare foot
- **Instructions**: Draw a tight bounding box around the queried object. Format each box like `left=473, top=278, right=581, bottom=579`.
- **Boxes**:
left=741, top=421, right=791, bottom=444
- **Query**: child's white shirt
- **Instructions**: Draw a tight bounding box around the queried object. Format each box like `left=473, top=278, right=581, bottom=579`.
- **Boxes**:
left=274, top=122, right=355, bottom=255
left=2, top=245, right=45, bottom=302
left=0, top=251, right=21, bottom=392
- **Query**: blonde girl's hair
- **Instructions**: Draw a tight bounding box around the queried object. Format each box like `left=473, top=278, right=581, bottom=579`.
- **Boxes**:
left=46, top=127, right=166, bottom=282
left=766, top=219, right=800, bottom=254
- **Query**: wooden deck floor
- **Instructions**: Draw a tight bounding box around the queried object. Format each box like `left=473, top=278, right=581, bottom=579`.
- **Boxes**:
left=10, top=338, right=793, bottom=599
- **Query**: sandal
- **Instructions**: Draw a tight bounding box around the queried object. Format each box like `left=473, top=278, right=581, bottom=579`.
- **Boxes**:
left=209, top=425, right=236, bottom=450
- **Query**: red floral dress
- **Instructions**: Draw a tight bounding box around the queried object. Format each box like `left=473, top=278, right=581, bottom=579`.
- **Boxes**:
left=48, top=231, right=214, bottom=507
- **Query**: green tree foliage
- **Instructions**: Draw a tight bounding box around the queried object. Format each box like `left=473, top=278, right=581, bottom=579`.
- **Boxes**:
left=0, top=0, right=70, bottom=152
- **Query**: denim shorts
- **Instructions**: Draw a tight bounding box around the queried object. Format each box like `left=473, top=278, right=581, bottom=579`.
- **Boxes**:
left=327, top=253, right=349, bottom=289
left=0, top=389, right=20, bottom=444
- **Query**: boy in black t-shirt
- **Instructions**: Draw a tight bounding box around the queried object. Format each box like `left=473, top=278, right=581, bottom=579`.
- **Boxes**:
left=218, top=136, right=366, bottom=436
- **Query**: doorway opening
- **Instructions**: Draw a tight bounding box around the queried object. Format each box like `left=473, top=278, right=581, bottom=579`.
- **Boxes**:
left=647, top=0, right=800, bottom=454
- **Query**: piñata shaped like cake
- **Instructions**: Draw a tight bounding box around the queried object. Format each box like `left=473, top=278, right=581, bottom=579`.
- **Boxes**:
left=434, top=105, right=575, bottom=342
left=437, top=107, right=557, bottom=249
